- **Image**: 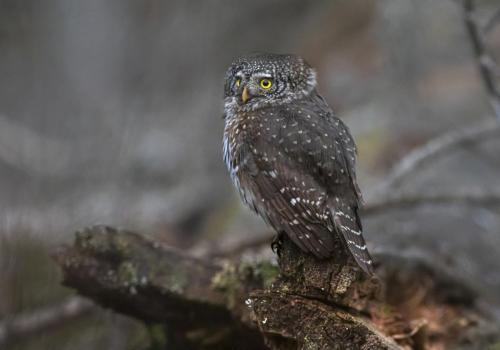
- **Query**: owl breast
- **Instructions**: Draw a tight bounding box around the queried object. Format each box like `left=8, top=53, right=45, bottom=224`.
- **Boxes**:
left=223, top=104, right=317, bottom=227
left=223, top=110, right=258, bottom=211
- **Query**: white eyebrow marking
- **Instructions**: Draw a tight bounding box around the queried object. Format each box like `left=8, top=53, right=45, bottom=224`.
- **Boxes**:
left=253, top=71, right=273, bottom=79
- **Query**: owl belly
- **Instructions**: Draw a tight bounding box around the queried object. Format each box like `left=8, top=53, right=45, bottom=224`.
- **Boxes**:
left=225, top=127, right=276, bottom=228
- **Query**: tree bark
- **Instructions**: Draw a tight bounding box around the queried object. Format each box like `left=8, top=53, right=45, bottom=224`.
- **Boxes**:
left=54, top=225, right=493, bottom=349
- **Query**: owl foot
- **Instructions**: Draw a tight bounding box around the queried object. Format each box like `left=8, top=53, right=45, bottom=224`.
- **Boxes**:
left=271, top=231, right=285, bottom=257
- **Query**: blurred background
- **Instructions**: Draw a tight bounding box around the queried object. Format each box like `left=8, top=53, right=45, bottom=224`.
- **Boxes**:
left=1, top=0, right=499, bottom=349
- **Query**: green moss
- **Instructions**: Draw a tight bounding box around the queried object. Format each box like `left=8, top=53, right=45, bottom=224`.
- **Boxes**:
left=211, top=261, right=279, bottom=310
left=146, top=259, right=188, bottom=294
left=74, top=226, right=134, bottom=258
left=75, top=226, right=111, bottom=252
left=164, top=267, right=187, bottom=294
left=118, top=261, right=139, bottom=285
left=211, top=263, right=237, bottom=290
left=211, top=263, right=239, bottom=309
left=253, top=261, right=279, bottom=288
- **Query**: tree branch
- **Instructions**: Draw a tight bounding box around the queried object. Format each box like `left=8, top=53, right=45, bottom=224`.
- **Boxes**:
left=51, top=225, right=500, bottom=349
left=53, top=226, right=234, bottom=324
left=210, top=191, right=500, bottom=260
left=53, top=225, right=399, bottom=349
left=0, top=115, right=78, bottom=177
left=363, top=191, right=500, bottom=215
left=0, top=296, right=94, bottom=347
left=484, top=5, right=500, bottom=34
left=367, top=119, right=499, bottom=201
left=462, top=0, right=500, bottom=122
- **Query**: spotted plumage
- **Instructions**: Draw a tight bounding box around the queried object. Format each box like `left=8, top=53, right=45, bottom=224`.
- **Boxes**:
left=222, top=53, right=374, bottom=275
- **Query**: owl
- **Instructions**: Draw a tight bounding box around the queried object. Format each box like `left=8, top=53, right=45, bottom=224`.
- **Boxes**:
left=222, top=53, right=373, bottom=275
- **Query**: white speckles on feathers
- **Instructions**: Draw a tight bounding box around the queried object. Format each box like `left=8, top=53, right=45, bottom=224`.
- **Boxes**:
left=223, top=54, right=373, bottom=274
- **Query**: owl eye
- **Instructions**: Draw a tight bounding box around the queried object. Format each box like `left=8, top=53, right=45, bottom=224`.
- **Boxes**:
left=235, top=78, right=241, bottom=88
left=260, top=79, right=273, bottom=89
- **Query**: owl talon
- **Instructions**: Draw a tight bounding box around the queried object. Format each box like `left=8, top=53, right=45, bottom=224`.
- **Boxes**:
left=271, top=232, right=284, bottom=257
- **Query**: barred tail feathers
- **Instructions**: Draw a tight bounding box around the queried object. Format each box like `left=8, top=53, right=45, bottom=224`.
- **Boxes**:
left=331, top=205, right=374, bottom=275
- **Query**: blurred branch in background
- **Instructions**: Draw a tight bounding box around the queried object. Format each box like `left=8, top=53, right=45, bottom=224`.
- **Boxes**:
left=364, top=190, right=500, bottom=215
left=206, top=188, right=500, bottom=260
left=462, top=0, right=500, bottom=121
left=366, top=119, right=499, bottom=201
left=484, top=5, right=500, bottom=33
left=0, top=297, right=94, bottom=347
left=0, top=115, right=76, bottom=177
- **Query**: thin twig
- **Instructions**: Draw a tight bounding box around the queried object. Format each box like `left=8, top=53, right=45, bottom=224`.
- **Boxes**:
left=207, top=191, right=500, bottom=257
left=366, top=119, right=499, bottom=201
left=462, top=0, right=500, bottom=122
left=363, top=191, right=500, bottom=216
left=484, top=5, right=500, bottom=34
left=0, top=296, right=94, bottom=346
left=480, top=55, right=500, bottom=78
left=0, top=115, right=76, bottom=177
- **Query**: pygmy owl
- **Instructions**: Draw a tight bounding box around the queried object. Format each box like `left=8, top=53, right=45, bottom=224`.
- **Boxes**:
left=222, top=53, right=373, bottom=275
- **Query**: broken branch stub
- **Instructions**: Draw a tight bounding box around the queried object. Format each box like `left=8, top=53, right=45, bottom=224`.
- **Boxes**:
left=247, top=235, right=393, bottom=349
left=274, top=235, right=380, bottom=310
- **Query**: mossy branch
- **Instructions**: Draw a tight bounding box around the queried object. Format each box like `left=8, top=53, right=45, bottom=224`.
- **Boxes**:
left=54, top=225, right=494, bottom=349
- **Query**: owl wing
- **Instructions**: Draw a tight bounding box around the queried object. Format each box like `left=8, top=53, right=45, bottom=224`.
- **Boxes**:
left=322, top=115, right=373, bottom=275
left=240, top=104, right=373, bottom=274
left=238, top=150, right=340, bottom=258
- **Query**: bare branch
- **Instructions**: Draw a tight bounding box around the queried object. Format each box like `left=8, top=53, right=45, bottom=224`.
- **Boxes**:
left=367, top=119, right=499, bottom=201
left=0, top=296, right=94, bottom=347
left=484, top=5, right=500, bottom=34
left=0, top=115, right=77, bottom=177
left=462, top=0, right=500, bottom=122
left=480, top=54, right=500, bottom=79
left=363, top=191, right=500, bottom=216
left=211, top=191, right=500, bottom=258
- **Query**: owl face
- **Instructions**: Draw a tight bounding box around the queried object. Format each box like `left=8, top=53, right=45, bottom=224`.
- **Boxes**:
left=224, top=53, right=317, bottom=112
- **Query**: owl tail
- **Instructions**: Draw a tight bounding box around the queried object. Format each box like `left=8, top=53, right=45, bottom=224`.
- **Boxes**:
left=284, top=222, right=335, bottom=260
left=330, top=204, right=374, bottom=275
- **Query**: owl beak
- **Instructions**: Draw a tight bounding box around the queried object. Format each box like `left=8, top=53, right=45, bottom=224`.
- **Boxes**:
left=241, top=86, right=251, bottom=104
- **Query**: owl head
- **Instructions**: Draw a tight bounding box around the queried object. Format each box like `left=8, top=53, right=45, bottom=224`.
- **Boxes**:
left=224, top=53, right=317, bottom=111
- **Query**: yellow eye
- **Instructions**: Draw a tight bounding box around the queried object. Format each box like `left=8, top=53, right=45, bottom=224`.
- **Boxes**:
left=235, top=78, right=241, bottom=87
left=260, top=79, right=273, bottom=89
